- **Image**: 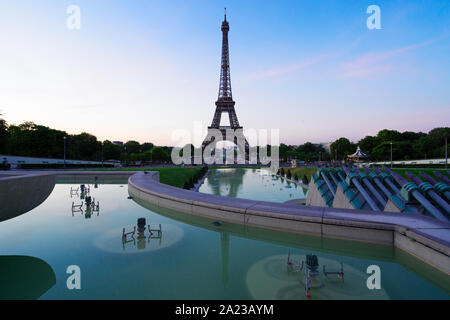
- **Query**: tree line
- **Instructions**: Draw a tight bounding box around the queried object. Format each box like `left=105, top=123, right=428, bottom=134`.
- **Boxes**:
left=0, top=116, right=171, bottom=163
left=279, top=127, right=449, bottom=162
left=1, top=115, right=447, bottom=163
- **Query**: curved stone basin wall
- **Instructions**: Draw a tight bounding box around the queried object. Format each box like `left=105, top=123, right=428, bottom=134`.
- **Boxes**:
left=0, top=174, right=56, bottom=222
left=128, top=171, right=450, bottom=275
left=0, top=171, right=137, bottom=223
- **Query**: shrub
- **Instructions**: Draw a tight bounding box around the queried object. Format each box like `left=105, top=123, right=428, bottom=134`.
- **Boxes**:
left=286, top=170, right=292, bottom=179
left=294, top=173, right=299, bottom=181
left=302, top=174, right=309, bottom=184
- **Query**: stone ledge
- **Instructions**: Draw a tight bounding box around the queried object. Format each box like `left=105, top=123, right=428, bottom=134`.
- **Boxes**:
left=127, top=171, right=450, bottom=275
left=0, top=173, right=56, bottom=222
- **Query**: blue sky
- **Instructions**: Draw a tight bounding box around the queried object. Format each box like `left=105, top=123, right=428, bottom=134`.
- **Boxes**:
left=0, top=0, right=449, bottom=146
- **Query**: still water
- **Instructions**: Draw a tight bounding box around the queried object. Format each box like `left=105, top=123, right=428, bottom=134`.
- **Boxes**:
left=0, top=173, right=448, bottom=299
left=199, top=168, right=307, bottom=202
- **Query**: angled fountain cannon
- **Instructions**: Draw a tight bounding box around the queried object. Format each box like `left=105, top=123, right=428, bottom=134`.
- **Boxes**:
left=382, top=166, right=448, bottom=222
left=352, top=166, right=387, bottom=209
left=340, top=165, right=381, bottom=211
left=362, top=166, right=393, bottom=200
left=373, top=166, right=401, bottom=194
left=319, top=168, right=337, bottom=197
left=306, top=169, right=335, bottom=207
left=433, top=171, right=450, bottom=185
left=308, top=166, right=387, bottom=211
left=418, top=171, right=450, bottom=201
left=405, top=171, right=450, bottom=216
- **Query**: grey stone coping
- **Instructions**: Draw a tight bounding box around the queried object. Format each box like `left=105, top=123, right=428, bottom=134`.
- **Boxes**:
left=246, top=201, right=324, bottom=223
left=322, top=207, right=449, bottom=231
left=129, top=172, right=450, bottom=254
left=405, top=228, right=450, bottom=254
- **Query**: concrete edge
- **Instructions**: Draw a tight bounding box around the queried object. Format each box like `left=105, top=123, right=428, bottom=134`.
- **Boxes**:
left=128, top=171, right=450, bottom=275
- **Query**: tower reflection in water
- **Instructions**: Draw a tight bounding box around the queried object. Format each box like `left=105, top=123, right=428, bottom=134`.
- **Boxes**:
left=207, top=169, right=245, bottom=198
left=221, top=232, right=230, bottom=288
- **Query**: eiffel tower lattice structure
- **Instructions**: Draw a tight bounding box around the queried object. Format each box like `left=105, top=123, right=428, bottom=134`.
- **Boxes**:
left=202, top=10, right=249, bottom=162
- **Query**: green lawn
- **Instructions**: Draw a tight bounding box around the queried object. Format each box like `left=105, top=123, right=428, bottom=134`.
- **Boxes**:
left=282, top=166, right=449, bottom=184
left=91, top=167, right=203, bottom=188
left=283, top=167, right=318, bottom=181
left=391, top=168, right=449, bottom=182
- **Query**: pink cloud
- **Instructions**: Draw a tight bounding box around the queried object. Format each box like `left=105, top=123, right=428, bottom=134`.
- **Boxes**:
left=340, top=36, right=447, bottom=78
left=246, top=55, right=329, bottom=80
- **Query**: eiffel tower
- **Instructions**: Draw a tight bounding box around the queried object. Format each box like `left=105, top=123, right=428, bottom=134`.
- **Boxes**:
left=202, top=10, right=249, bottom=162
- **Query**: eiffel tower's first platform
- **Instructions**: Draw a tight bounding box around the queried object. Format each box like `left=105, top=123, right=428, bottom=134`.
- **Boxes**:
left=201, top=11, right=249, bottom=161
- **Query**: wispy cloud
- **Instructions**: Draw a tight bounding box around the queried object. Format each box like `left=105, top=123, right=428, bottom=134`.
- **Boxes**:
left=340, top=35, right=448, bottom=78
left=244, top=35, right=367, bottom=81
left=246, top=55, right=329, bottom=80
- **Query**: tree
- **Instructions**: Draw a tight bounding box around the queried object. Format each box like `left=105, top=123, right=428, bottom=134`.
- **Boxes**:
left=70, top=132, right=99, bottom=160
left=425, top=127, right=450, bottom=158
left=0, top=114, right=9, bottom=154
left=141, top=142, right=154, bottom=153
left=279, top=143, right=294, bottom=161
left=302, top=174, right=309, bottom=185
left=330, top=138, right=355, bottom=160
left=358, top=136, right=380, bottom=157
left=376, top=129, right=402, bottom=143
left=151, top=147, right=170, bottom=162
left=370, top=141, right=412, bottom=161
left=124, top=140, right=141, bottom=154
left=102, top=140, right=121, bottom=160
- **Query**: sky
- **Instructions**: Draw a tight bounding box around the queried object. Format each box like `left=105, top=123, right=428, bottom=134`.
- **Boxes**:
left=0, top=0, right=449, bottom=146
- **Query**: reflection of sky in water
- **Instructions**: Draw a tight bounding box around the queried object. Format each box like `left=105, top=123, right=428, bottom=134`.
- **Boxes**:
left=199, top=168, right=307, bottom=202
left=0, top=183, right=448, bottom=299
left=246, top=255, right=389, bottom=300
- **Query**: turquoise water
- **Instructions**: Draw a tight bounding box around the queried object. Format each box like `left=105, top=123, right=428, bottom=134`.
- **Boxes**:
left=199, top=168, right=307, bottom=202
left=0, top=176, right=449, bottom=299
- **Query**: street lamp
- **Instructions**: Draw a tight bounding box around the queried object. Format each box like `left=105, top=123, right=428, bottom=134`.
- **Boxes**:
left=445, top=136, right=448, bottom=170
left=63, top=136, right=67, bottom=169
left=390, top=141, right=393, bottom=169
left=101, top=142, right=104, bottom=168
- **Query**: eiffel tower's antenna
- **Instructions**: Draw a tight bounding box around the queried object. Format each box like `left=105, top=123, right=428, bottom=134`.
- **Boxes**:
left=218, top=8, right=232, bottom=101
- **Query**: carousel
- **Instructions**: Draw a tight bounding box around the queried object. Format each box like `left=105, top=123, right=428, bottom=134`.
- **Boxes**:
left=347, top=146, right=368, bottom=163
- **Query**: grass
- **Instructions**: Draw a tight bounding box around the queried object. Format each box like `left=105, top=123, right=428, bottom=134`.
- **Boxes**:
left=211, top=166, right=261, bottom=169
left=283, top=167, right=318, bottom=181
left=282, top=166, right=449, bottom=184
left=391, top=168, right=449, bottom=182
left=90, top=167, right=203, bottom=188
left=354, top=167, right=449, bottom=182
